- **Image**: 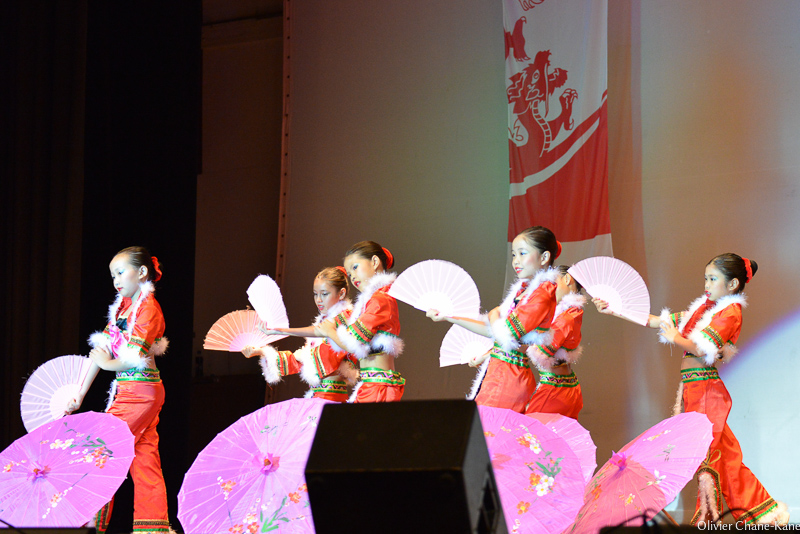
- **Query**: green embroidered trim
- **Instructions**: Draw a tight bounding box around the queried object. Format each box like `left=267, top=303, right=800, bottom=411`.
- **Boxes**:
left=701, top=326, right=724, bottom=350
left=538, top=371, right=579, bottom=387
left=680, top=367, right=719, bottom=383
left=489, top=343, right=529, bottom=368
left=115, top=368, right=161, bottom=382
left=359, top=367, right=405, bottom=386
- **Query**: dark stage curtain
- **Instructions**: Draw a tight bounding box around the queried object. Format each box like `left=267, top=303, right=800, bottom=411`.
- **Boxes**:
left=0, top=0, right=88, bottom=446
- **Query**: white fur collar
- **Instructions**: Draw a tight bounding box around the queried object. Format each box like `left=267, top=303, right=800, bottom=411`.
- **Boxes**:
left=106, top=281, right=155, bottom=333
left=349, top=272, right=396, bottom=322
left=313, top=299, right=353, bottom=326
left=499, top=267, right=559, bottom=316
left=678, top=293, right=747, bottom=335
left=554, top=292, right=586, bottom=320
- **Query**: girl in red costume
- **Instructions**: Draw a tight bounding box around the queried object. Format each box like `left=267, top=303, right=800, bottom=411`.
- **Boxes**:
left=68, top=246, right=171, bottom=534
left=594, top=253, right=789, bottom=526
left=244, top=266, right=358, bottom=402
left=428, top=226, right=559, bottom=413
left=318, top=241, right=405, bottom=403
left=525, top=265, right=586, bottom=419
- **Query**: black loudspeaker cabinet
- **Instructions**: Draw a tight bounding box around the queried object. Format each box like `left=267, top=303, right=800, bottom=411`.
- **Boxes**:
left=305, top=400, right=507, bottom=534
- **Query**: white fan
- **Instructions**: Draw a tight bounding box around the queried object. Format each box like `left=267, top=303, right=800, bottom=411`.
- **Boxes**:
left=439, top=324, right=494, bottom=367
left=388, top=259, right=481, bottom=318
left=246, top=274, right=290, bottom=329
left=20, top=355, right=93, bottom=432
left=203, top=310, right=287, bottom=352
left=568, top=256, right=651, bottom=325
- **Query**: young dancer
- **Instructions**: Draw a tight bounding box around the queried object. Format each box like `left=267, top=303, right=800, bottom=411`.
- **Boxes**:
left=428, top=226, right=559, bottom=413
left=243, top=267, right=358, bottom=402
left=525, top=265, right=585, bottom=419
left=317, top=241, right=405, bottom=402
left=594, top=253, right=788, bottom=526
left=67, top=246, right=171, bottom=534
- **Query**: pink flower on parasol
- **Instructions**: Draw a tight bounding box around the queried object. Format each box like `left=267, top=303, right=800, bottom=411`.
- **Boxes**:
left=478, top=406, right=585, bottom=534
left=0, top=411, right=134, bottom=528
left=178, top=398, right=329, bottom=534
left=566, top=411, right=713, bottom=534
left=526, top=412, right=597, bottom=484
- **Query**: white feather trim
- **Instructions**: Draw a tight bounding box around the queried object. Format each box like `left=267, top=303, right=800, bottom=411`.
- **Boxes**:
left=490, top=317, right=520, bottom=353
left=88, top=332, right=111, bottom=352
left=554, top=292, right=585, bottom=318
left=336, top=324, right=370, bottom=360
left=758, top=501, right=790, bottom=526
left=466, top=358, right=490, bottom=401
left=492, top=267, right=558, bottom=352
left=314, top=299, right=352, bottom=326
left=295, top=345, right=321, bottom=387
left=685, top=294, right=747, bottom=364
left=520, top=329, right=553, bottom=347
left=672, top=382, right=684, bottom=417
left=303, top=389, right=315, bottom=399
left=528, top=345, right=584, bottom=371
left=105, top=380, right=118, bottom=412
left=657, top=308, right=674, bottom=344
left=349, top=272, right=396, bottom=321
left=372, top=333, right=404, bottom=357
left=347, top=381, right=363, bottom=403
left=258, top=346, right=282, bottom=384
left=116, top=346, right=150, bottom=370
left=150, top=337, right=169, bottom=356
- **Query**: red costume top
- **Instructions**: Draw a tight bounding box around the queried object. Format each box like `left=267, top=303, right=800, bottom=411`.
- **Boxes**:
left=259, top=300, right=357, bottom=389
left=526, top=292, right=585, bottom=371
left=660, top=294, right=745, bottom=365
left=89, top=281, right=168, bottom=372
left=336, top=272, right=403, bottom=360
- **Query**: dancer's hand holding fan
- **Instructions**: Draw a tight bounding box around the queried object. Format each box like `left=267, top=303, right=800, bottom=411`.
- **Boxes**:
left=203, top=275, right=289, bottom=352
left=568, top=256, right=651, bottom=326
left=438, top=324, right=494, bottom=367
left=388, top=259, right=482, bottom=319
left=20, top=355, right=94, bottom=432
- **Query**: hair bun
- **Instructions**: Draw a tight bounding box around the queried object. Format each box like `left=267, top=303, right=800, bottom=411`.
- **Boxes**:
left=382, top=247, right=394, bottom=269
left=555, top=241, right=562, bottom=260
left=151, top=256, right=163, bottom=282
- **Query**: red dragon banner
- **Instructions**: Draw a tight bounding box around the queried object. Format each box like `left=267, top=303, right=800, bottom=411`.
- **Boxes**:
left=505, top=0, right=611, bottom=261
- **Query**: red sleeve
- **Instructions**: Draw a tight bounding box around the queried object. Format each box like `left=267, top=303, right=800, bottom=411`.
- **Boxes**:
left=310, top=342, right=349, bottom=379
left=126, top=297, right=165, bottom=359
left=504, top=282, right=556, bottom=341
left=345, top=290, right=400, bottom=344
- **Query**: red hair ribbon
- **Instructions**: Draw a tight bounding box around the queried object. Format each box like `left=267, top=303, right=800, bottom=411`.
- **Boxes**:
left=151, top=256, right=163, bottom=282
left=382, top=247, right=394, bottom=269
left=555, top=241, right=562, bottom=260
left=743, top=258, right=752, bottom=283
left=336, top=266, right=348, bottom=277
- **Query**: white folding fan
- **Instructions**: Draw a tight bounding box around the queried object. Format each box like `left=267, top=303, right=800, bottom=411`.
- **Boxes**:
left=388, top=259, right=481, bottom=318
left=203, top=310, right=287, bottom=352
left=20, top=354, right=93, bottom=432
left=439, top=324, right=494, bottom=367
left=246, top=274, right=290, bottom=330
left=568, top=256, right=651, bottom=325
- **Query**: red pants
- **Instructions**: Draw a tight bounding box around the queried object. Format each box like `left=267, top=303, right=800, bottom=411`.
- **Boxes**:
left=683, top=376, right=777, bottom=525
left=353, top=368, right=405, bottom=403
left=97, top=380, right=169, bottom=534
left=474, top=357, right=536, bottom=413
left=525, top=371, right=582, bottom=419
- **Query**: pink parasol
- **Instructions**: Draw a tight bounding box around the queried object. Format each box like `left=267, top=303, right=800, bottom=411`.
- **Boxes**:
left=566, top=411, right=713, bottom=533
left=0, top=411, right=134, bottom=528
left=478, top=406, right=585, bottom=534
left=526, top=412, right=597, bottom=484
left=178, top=398, right=329, bottom=534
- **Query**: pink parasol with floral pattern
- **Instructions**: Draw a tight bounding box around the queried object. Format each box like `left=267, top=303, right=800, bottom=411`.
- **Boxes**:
left=526, top=412, right=596, bottom=484
left=478, top=406, right=585, bottom=534
left=178, top=398, right=329, bottom=534
left=565, top=411, right=713, bottom=534
left=0, top=411, right=134, bottom=528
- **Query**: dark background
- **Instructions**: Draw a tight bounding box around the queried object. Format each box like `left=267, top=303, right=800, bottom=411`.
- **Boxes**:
left=2, top=2, right=205, bottom=531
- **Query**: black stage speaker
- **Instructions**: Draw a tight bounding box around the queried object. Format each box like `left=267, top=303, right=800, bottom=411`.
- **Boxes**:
left=305, top=400, right=507, bottom=534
